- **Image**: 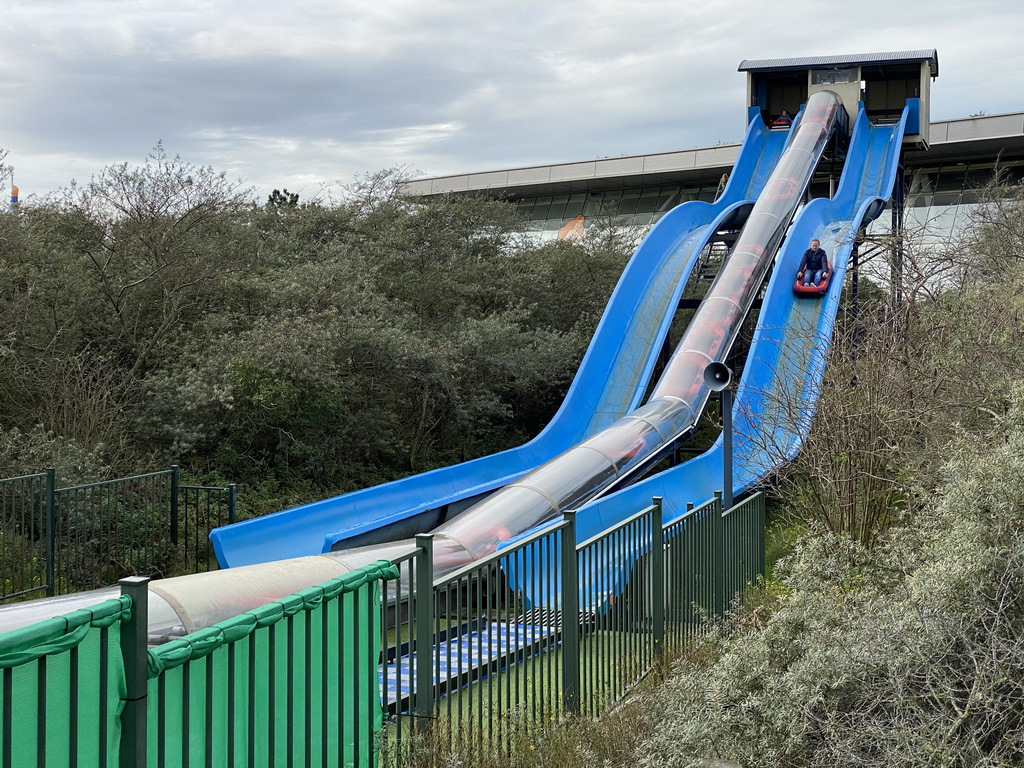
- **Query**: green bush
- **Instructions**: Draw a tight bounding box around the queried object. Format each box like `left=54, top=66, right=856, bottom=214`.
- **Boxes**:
left=633, top=394, right=1024, bottom=767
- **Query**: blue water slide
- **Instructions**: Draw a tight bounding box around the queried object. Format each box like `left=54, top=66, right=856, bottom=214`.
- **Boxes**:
left=565, top=104, right=910, bottom=553
left=0, top=103, right=908, bottom=640
left=211, top=116, right=789, bottom=568
left=315, top=92, right=840, bottom=597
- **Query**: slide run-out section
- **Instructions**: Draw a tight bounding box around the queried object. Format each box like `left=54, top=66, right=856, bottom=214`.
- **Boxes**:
left=561, top=104, right=910, bottom=553
left=211, top=116, right=789, bottom=568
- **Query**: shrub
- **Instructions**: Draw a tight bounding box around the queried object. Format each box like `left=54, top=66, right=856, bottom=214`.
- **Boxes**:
left=634, top=394, right=1024, bottom=767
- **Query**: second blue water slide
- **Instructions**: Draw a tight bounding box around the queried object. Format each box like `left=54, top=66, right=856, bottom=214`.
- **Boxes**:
left=566, top=103, right=911, bottom=553
left=310, top=92, right=841, bottom=587
left=212, top=114, right=789, bottom=568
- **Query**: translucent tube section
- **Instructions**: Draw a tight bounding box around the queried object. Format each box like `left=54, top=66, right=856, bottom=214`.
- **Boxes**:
left=271, top=92, right=844, bottom=597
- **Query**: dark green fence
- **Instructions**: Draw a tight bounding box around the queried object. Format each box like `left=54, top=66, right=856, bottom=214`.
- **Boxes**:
left=382, top=491, right=767, bottom=765
left=0, top=472, right=53, bottom=602
left=0, top=467, right=236, bottom=603
left=0, top=491, right=765, bottom=767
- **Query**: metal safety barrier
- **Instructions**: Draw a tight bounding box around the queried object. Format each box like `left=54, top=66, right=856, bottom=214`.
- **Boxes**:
left=379, top=491, right=766, bottom=765
left=0, top=466, right=236, bottom=602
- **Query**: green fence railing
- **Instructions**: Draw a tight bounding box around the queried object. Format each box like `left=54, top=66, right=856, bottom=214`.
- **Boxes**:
left=0, top=591, right=132, bottom=767
left=0, top=491, right=765, bottom=767
left=0, top=471, right=53, bottom=601
left=0, top=560, right=397, bottom=768
left=382, top=491, right=767, bottom=765
left=0, top=467, right=236, bottom=603
left=144, top=561, right=397, bottom=767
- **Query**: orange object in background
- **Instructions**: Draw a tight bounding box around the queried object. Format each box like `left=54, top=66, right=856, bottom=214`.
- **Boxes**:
left=557, top=215, right=585, bottom=241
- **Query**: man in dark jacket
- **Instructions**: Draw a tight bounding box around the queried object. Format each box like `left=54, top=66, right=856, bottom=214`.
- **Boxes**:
left=798, top=239, right=831, bottom=286
left=772, top=110, right=793, bottom=127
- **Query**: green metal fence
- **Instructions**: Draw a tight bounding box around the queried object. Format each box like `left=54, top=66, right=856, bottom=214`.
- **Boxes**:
left=0, top=491, right=765, bottom=767
left=0, top=591, right=132, bottom=767
left=0, top=561, right=397, bottom=768
left=144, top=561, right=397, bottom=767
left=577, top=503, right=659, bottom=717
left=0, top=472, right=53, bottom=602
left=0, top=467, right=236, bottom=603
left=381, top=492, right=767, bottom=765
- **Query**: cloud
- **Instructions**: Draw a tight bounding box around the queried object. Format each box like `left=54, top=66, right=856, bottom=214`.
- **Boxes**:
left=0, top=0, right=1021, bottom=200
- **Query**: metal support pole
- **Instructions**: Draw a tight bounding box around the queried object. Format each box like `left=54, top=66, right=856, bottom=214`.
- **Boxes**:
left=891, top=155, right=906, bottom=317
left=851, top=232, right=860, bottom=325
left=228, top=484, right=237, bottom=525
left=650, top=497, right=665, bottom=661
left=169, top=465, right=180, bottom=546
left=722, top=387, right=733, bottom=512
left=560, top=511, right=580, bottom=715
left=413, top=534, right=434, bottom=730
left=119, top=576, right=149, bottom=768
left=45, top=469, right=56, bottom=597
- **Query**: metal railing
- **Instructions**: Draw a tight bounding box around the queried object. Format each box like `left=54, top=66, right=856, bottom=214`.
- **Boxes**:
left=380, top=491, right=767, bottom=765
left=0, top=471, right=53, bottom=601
left=0, top=466, right=236, bottom=602
left=0, top=562, right=395, bottom=768
left=0, top=587, right=133, bottom=768
left=177, top=481, right=238, bottom=573
left=0, top=491, right=764, bottom=766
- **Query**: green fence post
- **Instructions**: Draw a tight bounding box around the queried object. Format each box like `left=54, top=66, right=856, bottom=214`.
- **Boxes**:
left=169, top=465, right=179, bottom=546
left=228, top=483, right=237, bottom=525
left=561, top=511, right=580, bottom=716
left=651, top=497, right=665, bottom=662
left=756, top=493, right=766, bottom=583
left=119, top=576, right=149, bottom=768
left=685, top=500, right=695, bottom=640
left=713, top=491, right=726, bottom=616
left=45, top=469, right=56, bottom=597
left=413, top=534, right=434, bottom=731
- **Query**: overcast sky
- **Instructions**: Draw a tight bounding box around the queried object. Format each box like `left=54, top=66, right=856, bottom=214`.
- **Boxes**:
left=1, top=0, right=1021, bottom=202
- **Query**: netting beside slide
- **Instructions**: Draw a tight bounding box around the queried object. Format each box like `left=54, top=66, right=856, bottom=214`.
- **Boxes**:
left=0, top=596, right=131, bottom=768
left=146, top=560, right=398, bottom=768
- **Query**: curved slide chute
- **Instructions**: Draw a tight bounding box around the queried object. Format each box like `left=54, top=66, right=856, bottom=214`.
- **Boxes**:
left=560, top=104, right=910, bottom=558
left=310, top=91, right=842, bottom=584
left=211, top=114, right=789, bottom=568
left=0, top=95, right=891, bottom=639
left=0, top=97, right=914, bottom=641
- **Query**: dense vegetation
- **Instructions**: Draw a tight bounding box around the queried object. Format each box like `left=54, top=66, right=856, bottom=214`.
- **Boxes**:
left=628, top=179, right=1024, bottom=768
left=0, top=147, right=633, bottom=516
left=6, top=142, right=1024, bottom=765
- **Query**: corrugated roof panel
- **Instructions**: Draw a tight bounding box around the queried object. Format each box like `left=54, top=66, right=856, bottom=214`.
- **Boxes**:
left=738, top=50, right=938, bottom=76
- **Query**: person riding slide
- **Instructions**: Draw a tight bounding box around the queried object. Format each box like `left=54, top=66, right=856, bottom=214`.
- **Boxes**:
left=797, top=238, right=831, bottom=286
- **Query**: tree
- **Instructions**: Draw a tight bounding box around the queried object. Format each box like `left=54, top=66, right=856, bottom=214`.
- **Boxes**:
left=45, top=143, right=258, bottom=378
left=266, top=188, right=299, bottom=208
